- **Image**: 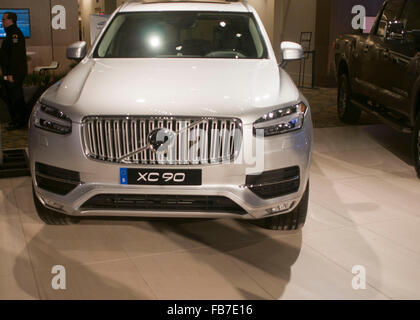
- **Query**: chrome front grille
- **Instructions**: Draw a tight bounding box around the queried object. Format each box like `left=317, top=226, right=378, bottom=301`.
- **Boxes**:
left=81, top=116, right=243, bottom=165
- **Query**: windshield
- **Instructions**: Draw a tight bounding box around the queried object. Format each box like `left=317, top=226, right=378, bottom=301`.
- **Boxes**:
left=94, top=11, right=267, bottom=59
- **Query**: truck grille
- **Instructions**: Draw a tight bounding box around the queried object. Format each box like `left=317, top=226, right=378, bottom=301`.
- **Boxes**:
left=81, top=116, right=243, bottom=165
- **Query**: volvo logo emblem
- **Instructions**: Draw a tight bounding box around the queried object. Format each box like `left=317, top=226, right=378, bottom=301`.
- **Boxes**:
left=147, top=128, right=176, bottom=152
left=117, top=119, right=206, bottom=162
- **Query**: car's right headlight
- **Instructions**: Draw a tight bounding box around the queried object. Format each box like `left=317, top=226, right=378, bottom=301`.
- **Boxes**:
left=32, top=102, right=72, bottom=135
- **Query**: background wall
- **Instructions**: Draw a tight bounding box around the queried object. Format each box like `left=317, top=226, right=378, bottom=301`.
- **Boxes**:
left=274, top=0, right=317, bottom=84
left=78, top=0, right=105, bottom=48
left=52, top=0, right=80, bottom=72
left=1, top=0, right=385, bottom=87
left=1, top=0, right=79, bottom=74
left=315, top=0, right=384, bottom=86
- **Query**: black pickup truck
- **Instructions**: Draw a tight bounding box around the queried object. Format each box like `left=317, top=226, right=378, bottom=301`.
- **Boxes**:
left=334, top=0, right=420, bottom=178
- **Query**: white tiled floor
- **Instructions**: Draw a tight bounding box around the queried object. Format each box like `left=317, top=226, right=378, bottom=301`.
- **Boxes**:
left=0, top=124, right=419, bottom=300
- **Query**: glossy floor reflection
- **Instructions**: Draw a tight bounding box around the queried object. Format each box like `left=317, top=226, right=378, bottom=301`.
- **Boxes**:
left=0, top=124, right=419, bottom=300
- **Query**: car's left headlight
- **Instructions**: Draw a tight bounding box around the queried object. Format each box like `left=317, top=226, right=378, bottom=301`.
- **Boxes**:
left=32, top=102, right=72, bottom=135
left=253, top=102, right=307, bottom=137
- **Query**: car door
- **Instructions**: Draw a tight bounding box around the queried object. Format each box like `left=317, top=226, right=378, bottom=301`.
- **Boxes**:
left=359, top=0, right=405, bottom=106
left=383, top=0, right=420, bottom=117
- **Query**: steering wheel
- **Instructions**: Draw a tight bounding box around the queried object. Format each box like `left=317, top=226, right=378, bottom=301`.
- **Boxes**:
left=205, top=50, right=247, bottom=58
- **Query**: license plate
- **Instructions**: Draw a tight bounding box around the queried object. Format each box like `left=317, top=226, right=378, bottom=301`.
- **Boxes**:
left=120, top=168, right=202, bottom=186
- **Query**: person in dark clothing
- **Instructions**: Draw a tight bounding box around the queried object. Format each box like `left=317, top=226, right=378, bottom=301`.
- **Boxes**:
left=1, top=12, right=28, bottom=130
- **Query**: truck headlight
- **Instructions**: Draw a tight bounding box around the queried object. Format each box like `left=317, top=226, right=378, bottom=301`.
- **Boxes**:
left=33, top=103, right=72, bottom=135
left=253, top=102, right=307, bottom=137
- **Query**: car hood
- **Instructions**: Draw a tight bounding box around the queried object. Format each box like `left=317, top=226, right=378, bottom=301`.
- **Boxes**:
left=42, top=58, right=300, bottom=124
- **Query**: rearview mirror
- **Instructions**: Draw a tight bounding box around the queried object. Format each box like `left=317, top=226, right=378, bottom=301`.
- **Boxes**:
left=67, top=41, right=87, bottom=61
left=280, top=41, right=303, bottom=68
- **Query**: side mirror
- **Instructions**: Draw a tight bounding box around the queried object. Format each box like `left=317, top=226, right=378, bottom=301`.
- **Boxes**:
left=386, top=20, right=405, bottom=42
left=66, top=41, right=87, bottom=61
left=280, top=41, right=303, bottom=68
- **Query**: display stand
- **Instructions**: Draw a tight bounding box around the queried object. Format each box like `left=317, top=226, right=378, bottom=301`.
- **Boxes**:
left=0, top=72, right=32, bottom=179
left=298, top=32, right=316, bottom=89
left=0, top=112, right=30, bottom=179
left=0, top=147, right=30, bottom=179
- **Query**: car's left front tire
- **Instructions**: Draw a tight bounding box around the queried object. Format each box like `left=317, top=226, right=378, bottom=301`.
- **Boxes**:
left=32, top=186, right=80, bottom=225
left=256, top=182, right=309, bottom=231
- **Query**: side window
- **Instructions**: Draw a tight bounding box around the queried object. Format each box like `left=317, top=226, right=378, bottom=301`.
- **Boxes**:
left=400, top=0, right=420, bottom=31
left=375, top=0, right=405, bottom=37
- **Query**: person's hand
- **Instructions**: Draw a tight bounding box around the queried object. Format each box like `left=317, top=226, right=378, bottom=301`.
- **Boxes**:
left=7, top=75, right=14, bottom=83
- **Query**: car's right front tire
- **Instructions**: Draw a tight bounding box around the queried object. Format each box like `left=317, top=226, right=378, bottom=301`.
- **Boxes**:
left=32, top=186, right=80, bottom=225
left=337, top=74, right=362, bottom=124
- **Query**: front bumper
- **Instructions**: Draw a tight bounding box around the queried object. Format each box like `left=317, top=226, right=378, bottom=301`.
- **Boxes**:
left=28, top=111, right=313, bottom=220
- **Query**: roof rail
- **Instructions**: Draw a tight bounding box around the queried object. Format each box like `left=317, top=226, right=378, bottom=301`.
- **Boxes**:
left=121, top=0, right=249, bottom=12
left=125, top=0, right=246, bottom=5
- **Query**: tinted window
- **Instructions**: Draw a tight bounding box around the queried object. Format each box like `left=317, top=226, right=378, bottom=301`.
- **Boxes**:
left=94, top=11, right=267, bottom=59
left=400, top=0, right=420, bottom=30
left=376, top=0, right=404, bottom=36
left=401, top=0, right=420, bottom=50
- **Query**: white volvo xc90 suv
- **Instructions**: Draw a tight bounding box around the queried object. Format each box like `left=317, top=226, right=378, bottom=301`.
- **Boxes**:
left=29, top=0, right=313, bottom=230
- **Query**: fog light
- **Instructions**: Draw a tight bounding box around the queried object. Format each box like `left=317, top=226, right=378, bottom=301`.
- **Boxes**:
left=266, top=201, right=294, bottom=214
left=43, top=198, right=63, bottom=210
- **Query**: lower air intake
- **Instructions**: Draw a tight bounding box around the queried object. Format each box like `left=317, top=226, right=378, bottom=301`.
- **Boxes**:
left=246, top=166, right=300, bottom=199
left=81, top=194, right=247, bottom=215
